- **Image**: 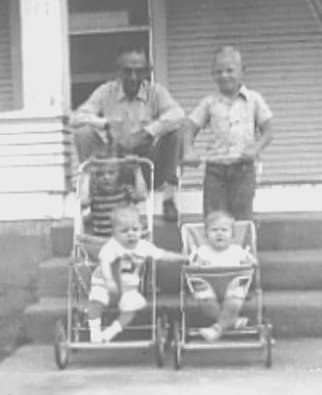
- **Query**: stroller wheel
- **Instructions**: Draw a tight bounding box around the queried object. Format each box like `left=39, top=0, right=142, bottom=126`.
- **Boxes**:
left=54, top=319, right=70, bottom=370
left=173, top=320, right=183, bottom=370
left=155, top=313, right=168, bottom=367
left=263, top=323, right=273, bottom=368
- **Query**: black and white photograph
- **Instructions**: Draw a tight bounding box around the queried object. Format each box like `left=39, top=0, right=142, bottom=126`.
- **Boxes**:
left=1, top=0, right=322, bottom=394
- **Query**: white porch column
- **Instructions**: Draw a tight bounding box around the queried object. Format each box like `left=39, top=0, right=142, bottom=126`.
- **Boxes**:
left=19, top=0, right=70, bottom=114
left=150, top=0, right=168, bottom=87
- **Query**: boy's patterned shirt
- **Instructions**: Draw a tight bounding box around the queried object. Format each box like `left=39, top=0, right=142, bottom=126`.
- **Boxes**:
left=189, top=85, right=273, bottom=159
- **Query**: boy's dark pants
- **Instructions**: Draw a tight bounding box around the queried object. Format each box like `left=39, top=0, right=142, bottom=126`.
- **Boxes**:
left=203, top=161, right=256, bottom=220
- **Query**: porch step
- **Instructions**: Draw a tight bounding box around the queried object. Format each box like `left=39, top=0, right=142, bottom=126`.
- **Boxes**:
left=51, top=218, right=74, bottom=257
left=182, top=212, right=322, bottom=251
left=255, top=212, right=322, bottom=251
left=259, top=250, right=322, bottom=291
left=50, top=216, right=182, bottom=257
left=23, top=291, right=322, bottom=344
left=51, top=212, right=322, bottom=257
left=26, top=212, right=322, bottom=344
left=37, top=250, right=322, bottom=299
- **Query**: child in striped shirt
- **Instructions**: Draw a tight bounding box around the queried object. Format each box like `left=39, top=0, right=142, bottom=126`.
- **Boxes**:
left=78, top=146, right=147, bottom=260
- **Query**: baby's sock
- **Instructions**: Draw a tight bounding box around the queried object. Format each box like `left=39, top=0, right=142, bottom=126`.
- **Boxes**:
left=101, top=320, right=122, bottom=342
left=88, top=318, right=102, bottom=343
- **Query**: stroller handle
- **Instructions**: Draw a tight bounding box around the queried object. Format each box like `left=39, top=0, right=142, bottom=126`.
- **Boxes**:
left=78, top=156, right=154, bottom=174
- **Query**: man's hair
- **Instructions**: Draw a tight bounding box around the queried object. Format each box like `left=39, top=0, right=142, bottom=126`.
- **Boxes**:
left=118, top=42, right=147, bottom=57
left=205, top=210, right=235, bottom=229
left=110, top=204, right=141, bottom=228
left=116, top=42, right=149, bottom=66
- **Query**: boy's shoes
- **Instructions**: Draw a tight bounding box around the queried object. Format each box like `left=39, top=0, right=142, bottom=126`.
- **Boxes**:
left=162, top=198, right=178, bottom=222
left=101, top=320, right=122, bottom=342
left=199, top=324, right=223, bottom=342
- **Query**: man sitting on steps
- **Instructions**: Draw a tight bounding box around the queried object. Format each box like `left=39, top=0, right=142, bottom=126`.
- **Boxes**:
left=69, top=43, right=185, bottom=222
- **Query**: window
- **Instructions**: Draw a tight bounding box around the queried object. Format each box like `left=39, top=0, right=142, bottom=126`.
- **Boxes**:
left=68, top=0, right=151, bottom=109
left=0, top=0, right=22, bottom=112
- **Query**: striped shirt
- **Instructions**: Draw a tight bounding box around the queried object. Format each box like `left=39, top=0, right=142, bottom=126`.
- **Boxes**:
left=90, top=184, right=134, bottom=238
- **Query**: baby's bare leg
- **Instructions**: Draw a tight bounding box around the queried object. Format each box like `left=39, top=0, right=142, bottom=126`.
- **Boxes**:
left=117, top=310, right=137, bottom=328
left=197, top=297, right=220, bottom=323
left=217, top=296, right=245, bottom=331
left=88, top=300, right=104, bottom=320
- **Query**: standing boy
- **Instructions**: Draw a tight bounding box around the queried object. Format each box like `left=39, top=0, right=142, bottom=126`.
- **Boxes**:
left=184, top=46, right=273, bottom=219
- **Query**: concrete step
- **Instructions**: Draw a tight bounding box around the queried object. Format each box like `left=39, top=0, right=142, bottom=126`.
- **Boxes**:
left=37, top=257, right=71, bottom=298
left=51, top=219, right=74, bottom=257
left=51, top=212, right=322, bottom=257
left=37, top=249, right=322, bottom=299
left=158, top=249, right=322, bottom=294
left=50, top=216, right=183, bottom=257
left=23, top=290, right=322, bottom=344
left=182, top=212, right=322, bottom=251
left=259, top=249, right=322, bottom=291
left=255, top=212, right=322, bottom=251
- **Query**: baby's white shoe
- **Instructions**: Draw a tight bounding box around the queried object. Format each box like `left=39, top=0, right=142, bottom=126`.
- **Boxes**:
left=90, top=329, right=103, bottom=343
left=102, top=320, right=122, bottom=342
left=199, top=324, right=222, bottom=342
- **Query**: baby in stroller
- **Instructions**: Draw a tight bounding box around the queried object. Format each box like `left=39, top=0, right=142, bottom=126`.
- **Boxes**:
left=88, top=205, right=187, bottom=343
left=189, top=210, right=256, bottom=342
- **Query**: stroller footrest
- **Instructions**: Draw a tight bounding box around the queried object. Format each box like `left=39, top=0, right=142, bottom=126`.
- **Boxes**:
left=182, top=340, right=265, bottom=351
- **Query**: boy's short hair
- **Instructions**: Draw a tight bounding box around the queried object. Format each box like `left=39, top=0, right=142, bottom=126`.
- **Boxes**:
left=205, top=210, right=235, bottom=229
left=110, top=204, right=141, bottom=228
left=212, top=45, right=242, bottom=69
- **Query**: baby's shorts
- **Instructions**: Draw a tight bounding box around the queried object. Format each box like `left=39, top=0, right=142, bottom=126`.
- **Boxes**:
left=192, top=276, right=250, bottom=301
left=89, top=285, right=147, bottom=312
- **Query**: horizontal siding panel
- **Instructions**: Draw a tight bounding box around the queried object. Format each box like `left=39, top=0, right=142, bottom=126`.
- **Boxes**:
left=0, top=116, right=72, bottom=192
left=0, top=144, right=71, bottom=156
left=167, top=0, right=318, bottom=35
left=0, top=155, right=69, bottom=167
left=167, top=0, right=322, bottom=185
left=0, top=132, right=70, bottom=145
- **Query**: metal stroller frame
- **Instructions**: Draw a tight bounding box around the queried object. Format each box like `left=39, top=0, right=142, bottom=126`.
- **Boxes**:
left=54, top=157, right=168, bottom=369
left=172, top=220, right=274, bottom=369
